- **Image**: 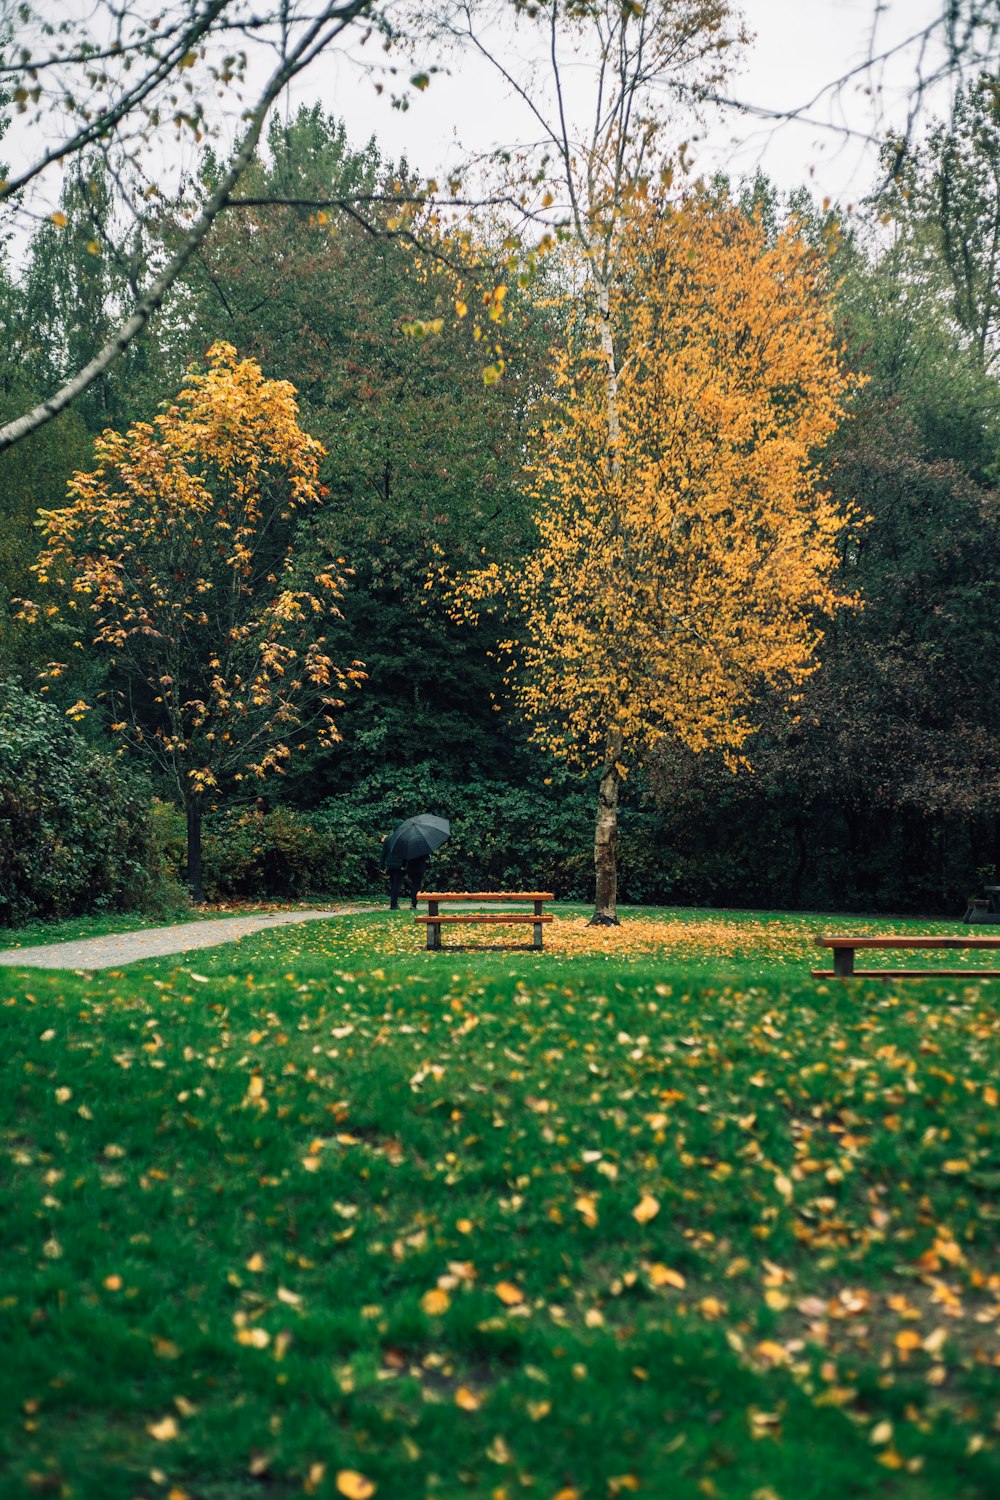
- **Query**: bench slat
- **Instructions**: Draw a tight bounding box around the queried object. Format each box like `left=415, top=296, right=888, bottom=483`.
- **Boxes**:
left=813, top=968, right=1000, bottom=979
left=421, top=891, right=553, bottom=901
left=817, top=935, right=1000, bottom=950
left=416, top=914, right=553, bottom=925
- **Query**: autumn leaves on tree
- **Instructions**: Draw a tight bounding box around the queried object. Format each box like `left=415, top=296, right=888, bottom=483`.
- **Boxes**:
left=21, top=345, right=364, bottom=899
left=459, top=193, right=859, bottom=921
left=446, top=0, right=856, bottom=922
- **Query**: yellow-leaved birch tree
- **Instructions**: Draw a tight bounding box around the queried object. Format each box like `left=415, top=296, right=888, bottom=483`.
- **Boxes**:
left=459, top=191, right=859, bottom=920
left=445, top=0, right=747, bottom=917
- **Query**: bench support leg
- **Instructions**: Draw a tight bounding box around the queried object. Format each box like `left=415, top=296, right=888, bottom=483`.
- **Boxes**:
left=533, top=922, right=543, bottom=949
left=833, top=947, right=855, bottom=977
left=426, top=922, right=441, bottom=951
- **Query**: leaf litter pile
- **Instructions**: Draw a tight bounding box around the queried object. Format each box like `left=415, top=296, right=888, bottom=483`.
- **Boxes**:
left=0, top=907, right=997, bottom=1498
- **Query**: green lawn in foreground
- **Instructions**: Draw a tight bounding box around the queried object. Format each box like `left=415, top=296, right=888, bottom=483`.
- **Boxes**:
left=0, top=906, right=997, bottom=1499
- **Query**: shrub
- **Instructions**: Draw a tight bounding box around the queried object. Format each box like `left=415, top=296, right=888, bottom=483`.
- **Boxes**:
left=161, top=762, right=680, bottom=906
left=199, top=805, right=344, bottom=901
left=0, top=681, right=184, bottom=924
left=314, top=764, right=688, bottom=904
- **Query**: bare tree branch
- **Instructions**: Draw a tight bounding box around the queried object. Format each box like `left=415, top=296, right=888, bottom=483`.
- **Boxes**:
left=0, top=0, right=378, bottom=451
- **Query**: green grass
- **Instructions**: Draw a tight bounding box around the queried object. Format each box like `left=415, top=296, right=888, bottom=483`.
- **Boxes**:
left=1, top=905, right=997, bottom=1499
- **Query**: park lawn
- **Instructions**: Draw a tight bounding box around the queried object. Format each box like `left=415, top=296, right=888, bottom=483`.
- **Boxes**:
left=0, top=906, right=997, bottom=1500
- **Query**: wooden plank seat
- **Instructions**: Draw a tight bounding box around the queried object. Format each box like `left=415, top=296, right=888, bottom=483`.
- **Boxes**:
left=416, top=891, right=554, bottom=950
left=813, top=933, right=1000, bottom=979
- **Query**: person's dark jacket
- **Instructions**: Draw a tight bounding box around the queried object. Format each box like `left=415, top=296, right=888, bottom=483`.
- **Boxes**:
left=379, top=837, right=403, bottom=873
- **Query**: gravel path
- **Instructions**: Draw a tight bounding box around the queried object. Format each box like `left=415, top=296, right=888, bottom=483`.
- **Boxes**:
left=0, top=907, right=372, bottom=972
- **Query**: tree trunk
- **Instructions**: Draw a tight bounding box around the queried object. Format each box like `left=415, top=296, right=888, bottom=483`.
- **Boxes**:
left=594, top=273, right=621, bottom=486
left=186, top=795, right=204, bottom=904
left=590, top=730, right=622, bottom=926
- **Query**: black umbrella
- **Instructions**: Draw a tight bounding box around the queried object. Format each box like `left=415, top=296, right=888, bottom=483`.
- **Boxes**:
left=385, top=814, right=451, bottom=866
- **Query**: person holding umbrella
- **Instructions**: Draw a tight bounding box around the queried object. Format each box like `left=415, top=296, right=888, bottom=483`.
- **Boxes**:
left=380, top=814, right=450, bottom=910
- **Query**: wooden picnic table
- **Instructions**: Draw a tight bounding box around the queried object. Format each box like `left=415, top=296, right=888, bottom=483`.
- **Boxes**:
left=813, top=932, right=1000, bottom=978
left=416, top=891, right=554, bottom=950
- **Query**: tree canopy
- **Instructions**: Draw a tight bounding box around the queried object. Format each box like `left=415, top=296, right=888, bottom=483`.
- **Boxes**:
left=457, top=189, right=858, bottom=920
left=20, top=343, right=363, bottom=896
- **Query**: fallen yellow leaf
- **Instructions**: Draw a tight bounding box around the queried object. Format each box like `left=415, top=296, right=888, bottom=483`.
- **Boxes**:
left=495, top=1281, right=524, bottom=1305
left=421, top=1288, right=451, bottom=1316
left=336, top=1472, right=375, bottom=1499
left=649, top=1263, right=686, bottom=1289
left=755, top=1340, right=789, bottom=1363
left=575, top=1194, right=599, bottom=1226
left=235, top=1327, right=271, bottom=1348
left=632, top=1193, right=660, bottom=1224
left=147, top=1415, right=179, bottom=1441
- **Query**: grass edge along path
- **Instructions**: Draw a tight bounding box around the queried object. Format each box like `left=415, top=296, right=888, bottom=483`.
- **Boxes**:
left=0, top=901, right=386, bottom=957
left=0, top=906, right=997, bottom=1499
left=0, top=907, right=377, bottom=971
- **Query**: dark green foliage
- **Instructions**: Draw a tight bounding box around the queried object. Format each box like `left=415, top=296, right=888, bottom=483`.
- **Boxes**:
left=313, top=763, right=597, bottom=898
left=0, top=681, right=183, bottom=924
left=19, top=156, right=162, bottom=435
left=0, top=252, right=95, bottom=684
left=183, top=762, right=681, bottom=904
left=916, top=73, right=1000, bottom=374
left=196, top=802, right=347, bottom=902
left=177, top=108, right=552, bottom=792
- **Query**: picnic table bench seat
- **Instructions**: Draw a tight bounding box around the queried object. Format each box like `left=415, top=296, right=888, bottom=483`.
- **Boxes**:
left=813, top=933, right=1000, bottom=978
left=416, top=891, right=554, bottom=950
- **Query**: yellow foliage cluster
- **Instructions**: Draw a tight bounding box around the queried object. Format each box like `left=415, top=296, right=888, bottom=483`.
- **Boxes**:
left=460, top=193, right=861, bottom=772
left=23, top=343, right=363, bottom=788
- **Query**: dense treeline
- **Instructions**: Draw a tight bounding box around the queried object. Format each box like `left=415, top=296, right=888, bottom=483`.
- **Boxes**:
left=2, top=89, right=999, bottom=920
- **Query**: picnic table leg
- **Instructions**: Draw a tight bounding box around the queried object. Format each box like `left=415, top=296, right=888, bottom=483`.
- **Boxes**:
left=533, top=900, right=544, bottom=950
left=833, top=947, right=854, bottom=978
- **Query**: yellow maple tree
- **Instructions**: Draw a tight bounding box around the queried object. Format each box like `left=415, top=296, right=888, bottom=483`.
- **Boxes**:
left=459, top=190, right=860, bottom=921
left=22, top=342, right=364, bottom=898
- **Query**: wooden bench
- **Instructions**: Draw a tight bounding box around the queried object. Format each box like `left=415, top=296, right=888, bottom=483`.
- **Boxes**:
left=416, top=891, right=554, bottom=950
left=813, top=933, right=1000, bottom=979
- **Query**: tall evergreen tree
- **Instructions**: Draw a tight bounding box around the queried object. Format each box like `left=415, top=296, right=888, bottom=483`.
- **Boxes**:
left=176, top=107, right=554, bottom=792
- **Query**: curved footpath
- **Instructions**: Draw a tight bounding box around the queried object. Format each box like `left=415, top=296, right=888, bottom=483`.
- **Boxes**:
left=0, top=906, right=375, bottom=972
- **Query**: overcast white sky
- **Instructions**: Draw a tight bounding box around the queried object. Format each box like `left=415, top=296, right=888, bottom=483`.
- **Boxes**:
left=283, top=0, right=953, bottom=208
